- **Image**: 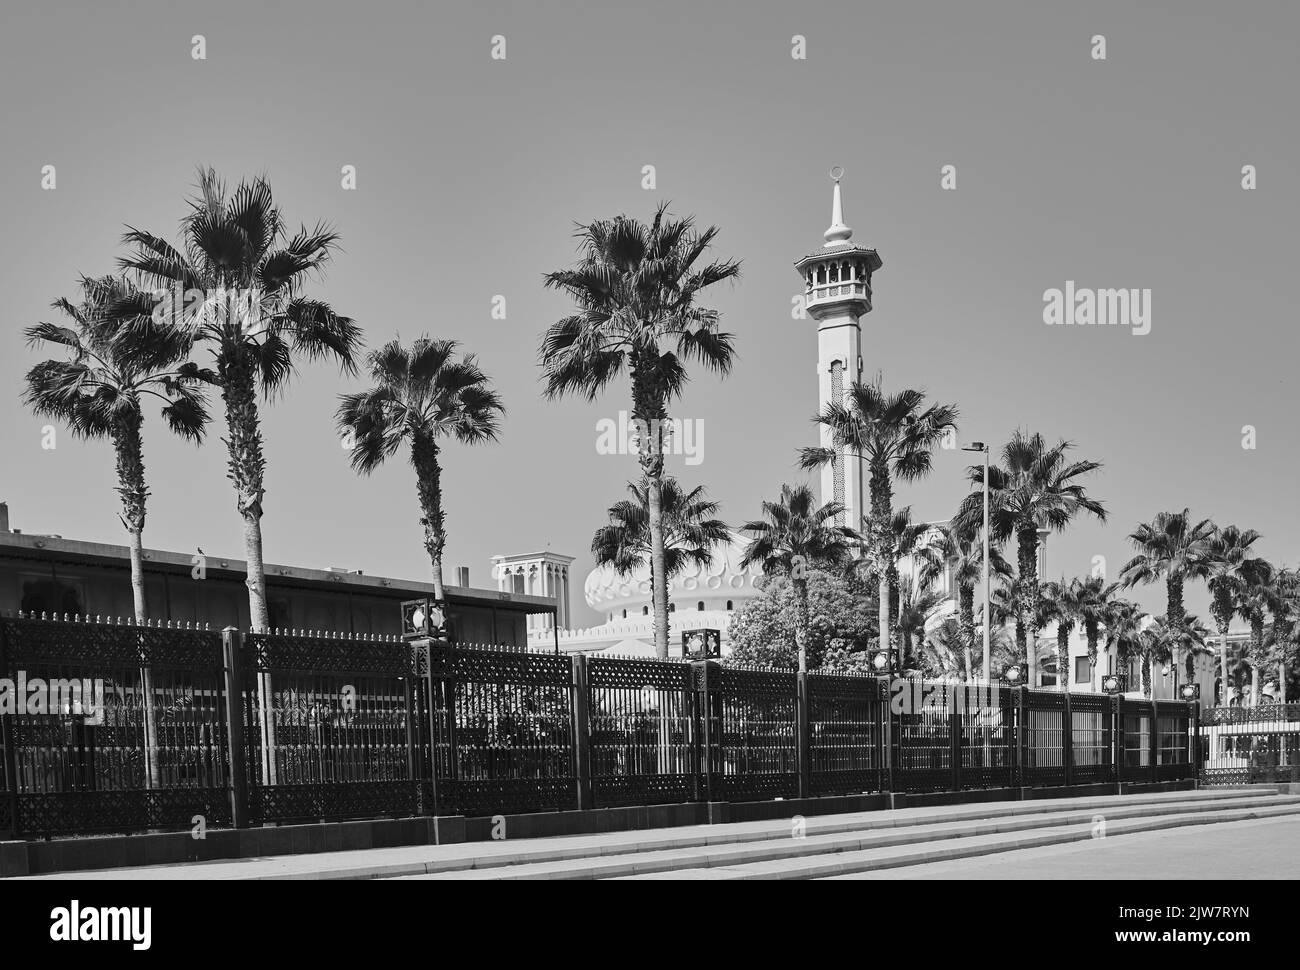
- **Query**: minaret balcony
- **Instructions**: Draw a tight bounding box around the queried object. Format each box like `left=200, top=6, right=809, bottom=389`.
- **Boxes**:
left=805, top=280, right=873, bottom=317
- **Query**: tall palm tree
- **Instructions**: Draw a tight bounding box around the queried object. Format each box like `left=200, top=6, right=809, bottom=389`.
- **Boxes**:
left=955, top=430, right=1106, bottom=687
left=1102, top=597, right=1148, bottom=694
left=541, top=204, right=739, bottom=658
left=1074, top=575, right=1120, bottom=686
left=23, top=275, right=210, bottom=619
left=337, top=338, right=504, bottom=599
left=1263, top=569, right=1299, bottom=704
left=1205, top=525, right=1264, bottom=704
left=864, top=506, right=934, bottom=645
left=121, top=168, right=360, bottom=630
left=1235, top=559, right=1283, bottom=706
left=591, top=477, right=729, bottom=584
left=915, top=522, right=1012, bottom=677
left=739, top=484, right=857, bottom=672
left=799, top=382, right=958, bottom=660
left=1118, top=509, right=1215, bottom=624
left=1143, top=613, right=1210, bottom=695
left=1040, top=577, right=1087, bottom=690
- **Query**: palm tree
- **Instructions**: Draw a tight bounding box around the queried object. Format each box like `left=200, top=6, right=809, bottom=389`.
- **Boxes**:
left=920, top=617, right=969, bottom=680
left=591, top=477, right=729, bottom=585
left=1102, top=598, right=1148, bottom=694
left=955, top=430, right=1106, bottom=687
left=895, top=576, right=947, bottom=672
left=916, top=522, right=1013, bottom=676
left=120, top=168, right=361, bottom=630
left=1118, top=509, right=1215, bottom=624
left=1040, top=577, right=1087, bottom=690
left=541, top=204, right=739, bottom=658
left=739, top=484, right=857, bottom=672
left=23, top=275, right=210, bottom=619
left=799, top=382, right=958, bottom=660
left=1235, top=559, right=1283, bottom=706
left=1263, top=570, right=1298, bottom=704
left=1074, top=575, right=1120, bottom=687
left=337, top=338, right=504, bottom=599
left=1143, top=613, right=1210, bottom=695
left=866, top=506, right=934, bottom=645
left=1205, top=525, right=1264, bottom=705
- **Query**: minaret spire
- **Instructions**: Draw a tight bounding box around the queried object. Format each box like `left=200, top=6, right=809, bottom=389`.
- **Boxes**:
left=824, top=166, right=853, bottom=247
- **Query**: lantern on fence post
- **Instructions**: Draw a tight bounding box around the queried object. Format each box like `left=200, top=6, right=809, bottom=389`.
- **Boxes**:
left=1101, top=672, right=1126, bottom=695
left=1001, top=664, right=1024, bottom=686
left=1180, top=683, right=1200, bottom=701
left=401, top=597, right=449, bottom=643
left=681, top=628, right=720, bottom=660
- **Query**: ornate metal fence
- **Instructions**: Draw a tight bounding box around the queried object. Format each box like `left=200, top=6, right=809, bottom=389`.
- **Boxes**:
left=427, top=645, right=577, bottom=817
left=0, top=614, right=229, bottom=838
left=0, top=614, right=1202, bottom=839
left=1199, top=704, right=1300, bottom=786
left=807, top=671, right=883, bottom=796
left=242, top=630, right=419, bottom=825
left=586, top=655, right=695, bottom=808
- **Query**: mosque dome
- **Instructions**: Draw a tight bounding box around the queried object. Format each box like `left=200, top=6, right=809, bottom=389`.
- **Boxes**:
left=582, top=531, right=764, bottom=614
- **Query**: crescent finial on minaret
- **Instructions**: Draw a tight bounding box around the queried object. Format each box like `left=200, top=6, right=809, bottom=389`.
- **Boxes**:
left=824, top=166, right=853, bottom=246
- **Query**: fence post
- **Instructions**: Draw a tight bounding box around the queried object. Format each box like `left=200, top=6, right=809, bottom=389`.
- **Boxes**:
left=220, top=627, right=249, bottom=830
left=0, top=621, right=20, bottom=838
left=1013, top=681, right=1024, bottom=785
left=694, top=660, right=718, bottom=804
left=1062, top=691, right=1073, bottom=788
left=1113, top=695, right=1126, bottom=789
left=877, top=676, right=893, bottom=794
left=571, top=653, right=592, bottom=811
left=427, top=640, right=448, bottom=816
left=796, top=671, right=811, bottom=799
left=1189, top=699, right=1201, bottom=784
left=1149, top=696, right=1159, bottom=784
left=950, top=684, right=962, bottom=792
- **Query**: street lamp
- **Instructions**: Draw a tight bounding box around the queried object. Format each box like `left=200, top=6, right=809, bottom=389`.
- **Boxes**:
left=961, top=442, right=991, bottom=685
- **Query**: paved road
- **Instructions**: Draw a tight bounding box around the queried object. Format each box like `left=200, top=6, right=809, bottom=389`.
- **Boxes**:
left=832, top=815, right=1300, bottom=879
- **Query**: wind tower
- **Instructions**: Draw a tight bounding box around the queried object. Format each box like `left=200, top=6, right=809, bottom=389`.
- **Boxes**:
left=794, top=168, right=882, bottom=526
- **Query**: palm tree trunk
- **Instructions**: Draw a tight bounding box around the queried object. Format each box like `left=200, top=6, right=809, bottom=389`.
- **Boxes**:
left=1251, top=617, right=1265, bottom=706
left=1016, top=526, right=1040, bottom=687
left=867, top=457, right=893, bottom=666
left=1166, top=575, right=1184, bottom=623
left=220, top=353, right=270, bottom=631
left=1142, top=655, right=1152, bottom=698
left=1057, top=625, right=1071, bottom=691
left=631, top=373, right=671, bottom=660
left=1217, top=620, right=1231, bottom=706
left=113, top=421, right=161, bottom=791
left=646, top=475, right=670, bottom=659
left=411, top=433, right=446, bottom=600
left=794, top=577, right=810, bottom=673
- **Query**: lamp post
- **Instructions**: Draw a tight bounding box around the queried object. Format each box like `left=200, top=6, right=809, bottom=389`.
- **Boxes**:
left=962, top=442, right=991, bottom=684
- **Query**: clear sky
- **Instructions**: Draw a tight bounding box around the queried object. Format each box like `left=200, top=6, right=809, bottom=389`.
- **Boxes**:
left=2, top=0, right=1295, bottom=629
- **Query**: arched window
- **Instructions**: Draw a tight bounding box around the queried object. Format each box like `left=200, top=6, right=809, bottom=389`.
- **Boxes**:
left=622, top=609, right=627, bottom=619
left=669, top=603, right=676, bottom=613
left=726, top=600, right=733, bottom=610
left=697, top=601, right=704, bottom=611
left=642, top=606, right=649, bottom=616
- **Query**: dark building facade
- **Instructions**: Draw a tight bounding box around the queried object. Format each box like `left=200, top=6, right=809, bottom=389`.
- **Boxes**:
left=0, top=503, right=554, bottom=648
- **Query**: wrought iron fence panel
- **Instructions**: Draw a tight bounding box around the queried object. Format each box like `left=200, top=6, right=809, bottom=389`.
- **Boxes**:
left=711, top=666, right=798, bottom=801
left=1069, top=694, right=1112, bottom=784
left=1199, top=703, right=1299, bottom=786
left=1024, top=691, right=1066, bottom=787
left=1154, top=700, right=1192, bottom=781
left=242, top=632, right=419, bottom=824
left=587, top=656, right=695, bottom=807
left=893, top=679, right=955, bottom=793
left=428, top=646, right=578, bottom=816
left=1120, top=698, right=1154, bottom=781
left=0, top=615, right=229, bottom=837
left=806, top=672, right=882, bottom=796
left=957, top=683, right=1016, bottom=790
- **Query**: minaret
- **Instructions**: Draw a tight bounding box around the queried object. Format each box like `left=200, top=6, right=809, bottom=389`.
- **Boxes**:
left=794, top=168, right=882, bottom=526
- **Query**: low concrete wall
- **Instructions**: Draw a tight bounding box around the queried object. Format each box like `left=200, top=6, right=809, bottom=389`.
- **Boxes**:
left=0, top=779, right=1199, bottom=878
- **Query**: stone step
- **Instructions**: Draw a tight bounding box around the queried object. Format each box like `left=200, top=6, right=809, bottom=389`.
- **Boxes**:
left=395, top=793, right=1300, bottom=881
left=620, top=802, right=1300, bottom=880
